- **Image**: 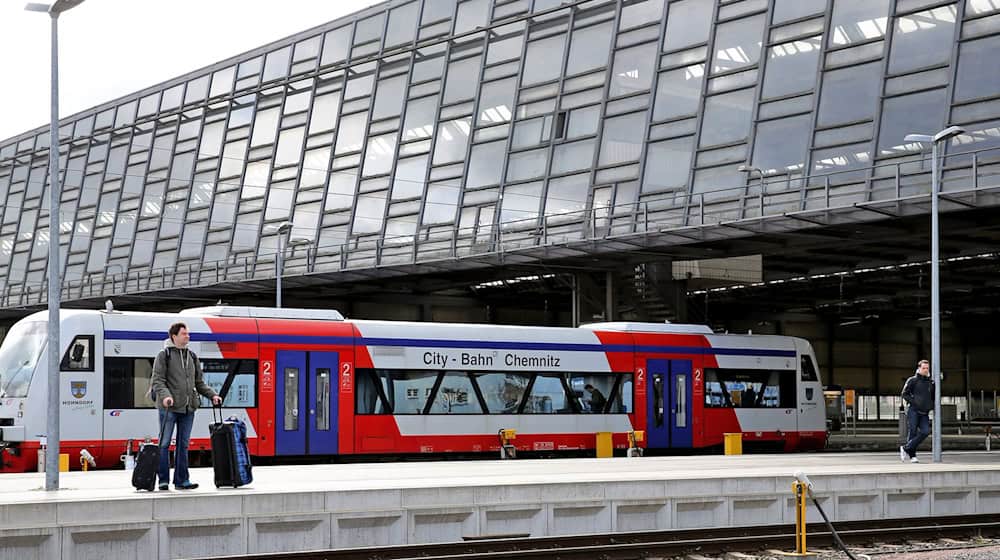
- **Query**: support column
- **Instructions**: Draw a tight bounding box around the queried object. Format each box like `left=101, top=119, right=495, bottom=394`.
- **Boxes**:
left=826, top=320, right=836, bottom=386
left=605, top=271, right=614, bottom=322
left=571, top=275, right=580, bottom=327
left=872, top=323, right=881, bottom=420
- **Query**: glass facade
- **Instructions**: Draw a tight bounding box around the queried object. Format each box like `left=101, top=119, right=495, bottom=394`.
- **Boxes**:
left=1, top=0, right=999, bottom=302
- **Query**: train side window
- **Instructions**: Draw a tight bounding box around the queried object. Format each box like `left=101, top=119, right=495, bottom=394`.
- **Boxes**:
left=473, top=373, right=530, bottom=413
left=381, top=370, right=437, bottom=414
left=800, top=355, right=819, bottom=382
left=199, top=359, right=258, bottom=408
left=704, top=368, right=796, bottom=409
left=103, top=357, right=155, bottom=409
left=61, top=335, right=94, bottom=371
left=425, top=372, right=482, bottom=414
left=524, top=374, right=571, bottom=413
left=356, top=369, right=392, bottom=414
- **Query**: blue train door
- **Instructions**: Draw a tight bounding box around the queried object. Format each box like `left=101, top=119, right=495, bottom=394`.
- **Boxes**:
left=276, top=350, right=338, bottom=455
left=647, top=359, right=693, bottom=449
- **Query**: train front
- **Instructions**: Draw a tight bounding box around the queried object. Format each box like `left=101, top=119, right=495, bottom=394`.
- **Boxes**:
left=0, top=315, right=48, bottom=471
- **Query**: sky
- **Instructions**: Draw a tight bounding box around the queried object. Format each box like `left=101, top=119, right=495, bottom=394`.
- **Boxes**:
left=0, top=0, right=380, bottom=142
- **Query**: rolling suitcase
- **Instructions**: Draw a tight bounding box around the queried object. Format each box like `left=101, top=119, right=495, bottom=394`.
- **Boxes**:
left=132, top=414, right=167, bottom=491
left=210, top=405, right=252, bottom=488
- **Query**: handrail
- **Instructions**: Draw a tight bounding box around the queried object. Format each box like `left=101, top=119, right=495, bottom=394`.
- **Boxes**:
left=1, top=144, right=999, bottom=307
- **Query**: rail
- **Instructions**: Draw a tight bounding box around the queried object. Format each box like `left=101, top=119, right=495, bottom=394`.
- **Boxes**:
left=2, top=143, right=999, bottom=308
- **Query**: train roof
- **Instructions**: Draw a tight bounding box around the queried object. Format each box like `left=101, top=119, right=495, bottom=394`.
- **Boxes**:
left=580, top=322, right=714, bottom=334
left=180, top=306, right=344, bottom=321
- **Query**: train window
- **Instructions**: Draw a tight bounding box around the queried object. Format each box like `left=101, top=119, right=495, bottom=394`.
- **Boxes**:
left=316, top=368, right=331, bottom=430
left=703, top=368, right=796, bottom=409
left=103, top=357, right=155, bottom=409
left=198, top=359, right=258, bottom=408
left=426, top=372, right=482, bottom=414
left=653, top=376, right=664, bottom=427
left=474, top=373, right=529, bottom=413
left=0, top=321, right=46, bottom=399
left=355, top=369, right=392, bottom=414
left=61, top=335, right=94, bottom=371
left=524, top=374, right=573, bottom=413
left=800, top=355, right=819, bottom=382
left=675, top=375, right=687, bottom=427
left=376, top=370, right=437, bottom=414
left=284, top=367, right=299, bottom=430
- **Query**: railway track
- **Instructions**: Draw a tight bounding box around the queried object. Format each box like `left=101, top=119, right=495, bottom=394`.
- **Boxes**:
left=204, top=514, right=1000, bottom=560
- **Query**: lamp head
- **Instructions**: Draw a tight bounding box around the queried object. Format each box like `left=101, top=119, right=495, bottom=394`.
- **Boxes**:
left=933, top=125, right=966, bottom=143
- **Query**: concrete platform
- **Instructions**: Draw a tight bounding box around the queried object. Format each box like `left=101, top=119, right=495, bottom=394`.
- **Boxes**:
left=1, top=451, right=999, bottom=559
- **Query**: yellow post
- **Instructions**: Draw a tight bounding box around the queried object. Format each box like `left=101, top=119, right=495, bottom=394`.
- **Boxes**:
left=596, top=432, right=613, bottom=458
left=724, top=433, right=742, bottom=455
left=58, top=453, right=69, bottom=472
left=793, top=481, right=809, bottom=556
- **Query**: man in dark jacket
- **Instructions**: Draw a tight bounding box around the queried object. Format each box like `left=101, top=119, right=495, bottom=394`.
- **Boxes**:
left=900, top=359, right=934, bottom=463
left=151, top=322, right=221, bottom=490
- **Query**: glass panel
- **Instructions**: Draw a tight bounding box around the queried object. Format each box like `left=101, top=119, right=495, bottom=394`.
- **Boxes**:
left=432, top=117, right=472, bottom=164
left=675, top=374, right=686, bottom=427
left=161, top=85, right=184, bottom=112
left=877, top=88, right=948, bottom=155
left=475, top=373, right=528, bottom=413
left=512, top=115, right=552, bottom=148
left=444, top=57, right=483, bottom=103
left=386, top=1, right=419, bottom=47
left=507, top=148, right=548, bottom=181
left=487, top=33, right=524, bottom=64
left=293, top=36, right=322, bottom=62
left=423, top=181, right=460, bottom=224
left=284, top=367, right=298, bottom=430
left=352, top=191, right=387, bottom=234
left=345, top=71, right=374, bottom=99
left=828, top=0, right=890, bottom=47
left=275, top=127, right=305, bottom=166
left=363, top=133, right=398, bottom=176
left=810, top=142, right=873, bottom=179
left=426, top=373, right=481, bottom=413
left=478, top=78, right=516, bottom=125
left=250, top=108, right=280, bottom=147
left=642, top=136, right=694, bottom=192
left=467, top=140, right=506, bottom=188
left=566, top=21, right=613, bottom=75
left=663, top=0, right=714, bottom=51
left=653, top=64, right=705, bottom=121
left=752, top=114, right=811, bottom=175
left=712, top=14, right=765, bottom=74
left=610, top=42, right=657, bottom=96
left=816, top=62, right=881, bottom=127
left=967, top=0, right=1000, bottom=15
left=335, top=112, right=367, bottom=154
left=567, top=105, right=600, bottom=139
left=325, top=171, right=357, bottom=210
left=372, top=75, right=407, bottom=120
left=544, top=172, right=588, bottom=216
left=455, top=0, right=489, bottom=34
left=699, top=89, right=754, bottom=147
left=321, top=26, right=353, bottom=66
left=761, top=36, right=821, bottom=99
left=954, top=35, right=1000, bottom=102
left=210, top=66, right=235, bottom=97
left=620, top=0, right=665, bottom=30
left=500, top=181, right=542, bottom=224
left=422, top=0, right=456, bottom=23
left=315, top=367, right=331, bottom=430
left=522, top=35, right=567, bottom=86
left=524, top=375, right=569, bottom=413
left=773, top=0, right=826, bottom=24
left=262, top=46, right=291, bottom=82
left=552, top=138, right=596, bottom=174
left=384, top=371, right=437, bottom=413
left=403, top=96, right=438, bottom=140
left=888, top=6, right=958, bottom=74
left=599, top=112, right=646, bottom=165
left=393, top=154, right=428, bottom=199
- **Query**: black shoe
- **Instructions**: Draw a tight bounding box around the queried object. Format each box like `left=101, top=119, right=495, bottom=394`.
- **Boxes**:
left=175, top=482, right=199, bottom=490
left=158, top=483, right=169, bottom=491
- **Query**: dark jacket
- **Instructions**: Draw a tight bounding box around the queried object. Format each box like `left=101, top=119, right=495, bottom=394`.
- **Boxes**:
left=151, top=340, right=217, bottom=413
left=901, top=373, right=934, bottom=414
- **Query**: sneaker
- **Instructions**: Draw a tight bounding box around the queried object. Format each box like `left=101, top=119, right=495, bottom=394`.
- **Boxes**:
left=899, top=446, right=908, bottom=462
left=175, top=482, right=199, bottom=490
left=910, top=457, right=920, bottom=463
left=158, top=483, right=169, bottom=491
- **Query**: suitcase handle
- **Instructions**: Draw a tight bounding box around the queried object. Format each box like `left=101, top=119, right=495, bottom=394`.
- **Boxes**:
left=212, top=401, right=224, bottom=425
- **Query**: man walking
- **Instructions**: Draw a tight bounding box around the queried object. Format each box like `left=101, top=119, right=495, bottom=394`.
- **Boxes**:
left=151, top=322, right=221, bottom=490
left=900, top=359, right=934, bottom=463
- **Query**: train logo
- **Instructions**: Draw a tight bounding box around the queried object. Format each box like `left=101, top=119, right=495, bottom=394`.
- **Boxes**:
left=71, top=381, right=87, bottom=399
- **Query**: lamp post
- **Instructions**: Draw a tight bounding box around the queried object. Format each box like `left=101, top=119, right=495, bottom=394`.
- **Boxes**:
left=738, top=164, right=765, bottom=217
left=903, top=125, right=966, bottom=464
left=266, top=222, right=293, bottom=308
left=25, top=0, right=87, bottom=491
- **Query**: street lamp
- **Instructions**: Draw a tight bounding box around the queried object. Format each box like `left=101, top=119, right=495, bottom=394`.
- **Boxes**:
left=25, top=0, right=87, bottom=491
left=738, top=164, right=766, bottom=216
left=903, top=125, right=966, bottom=464
left=264, top=222, right=293, bottom=308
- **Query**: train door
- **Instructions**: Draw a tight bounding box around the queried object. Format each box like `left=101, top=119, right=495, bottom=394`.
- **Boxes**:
left=275, top=350, right=338, bottom=455
left=647, top=359, right=693, bottom=449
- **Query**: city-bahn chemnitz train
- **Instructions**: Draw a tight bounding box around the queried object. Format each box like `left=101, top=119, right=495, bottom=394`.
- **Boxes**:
left=0, top=306, right=827, bottom=472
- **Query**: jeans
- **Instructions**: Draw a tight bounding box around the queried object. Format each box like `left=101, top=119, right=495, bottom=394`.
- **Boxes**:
left=904, top=407, right=931, bottom=457
left=158, top=408, right=195, bottom=485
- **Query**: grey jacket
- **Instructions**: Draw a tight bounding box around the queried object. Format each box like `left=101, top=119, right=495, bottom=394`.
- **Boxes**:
left=151, top=340, right=217, bottom=413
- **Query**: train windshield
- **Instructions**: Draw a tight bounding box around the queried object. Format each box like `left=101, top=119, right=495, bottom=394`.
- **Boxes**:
left=0, top=321, right=47, bottom=398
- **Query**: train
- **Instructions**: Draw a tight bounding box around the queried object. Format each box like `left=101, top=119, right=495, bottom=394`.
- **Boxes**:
left=0, top=305, right=827, bottom=472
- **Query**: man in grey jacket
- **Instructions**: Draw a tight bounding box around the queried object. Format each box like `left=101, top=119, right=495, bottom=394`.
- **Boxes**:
left=151, top=322, right=221, bottom=490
